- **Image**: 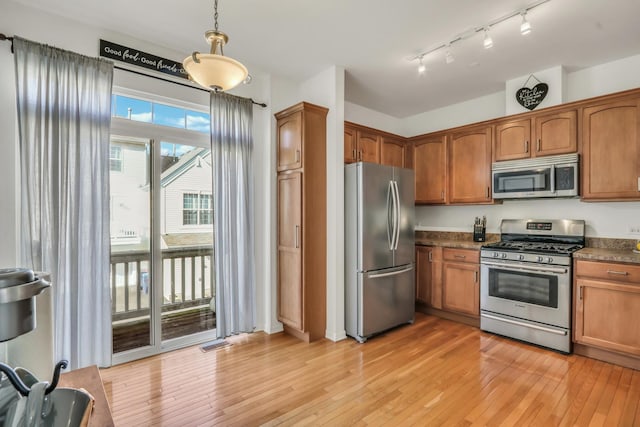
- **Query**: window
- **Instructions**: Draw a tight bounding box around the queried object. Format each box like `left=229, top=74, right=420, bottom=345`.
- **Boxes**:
left=110, top=146, right=123, bottom=171
left=183, top=192, right=212, bottom=225
left=111, top=94, right=210, bottom=134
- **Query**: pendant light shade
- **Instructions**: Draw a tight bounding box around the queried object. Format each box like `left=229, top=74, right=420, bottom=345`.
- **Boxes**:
left=183, top=1, right=248, bottom=92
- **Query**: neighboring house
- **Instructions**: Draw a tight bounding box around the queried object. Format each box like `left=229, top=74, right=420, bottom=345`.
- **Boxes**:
left=109, top=144, right=213, bottom=252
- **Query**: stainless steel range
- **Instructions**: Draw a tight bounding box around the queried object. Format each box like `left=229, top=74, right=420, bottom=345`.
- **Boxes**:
left=480, top=219, right=585, bottom=353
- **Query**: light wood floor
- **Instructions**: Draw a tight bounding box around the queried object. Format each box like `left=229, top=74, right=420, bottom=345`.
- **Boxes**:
left=100, top=313, right=640, bottom=426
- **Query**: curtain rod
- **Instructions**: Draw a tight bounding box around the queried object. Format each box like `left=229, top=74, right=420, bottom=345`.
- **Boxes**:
left=0, top=33, right=14, bottom=53
left=0, top=32, right=267, bottom=108
left=115, top=65, right=267, bottom=108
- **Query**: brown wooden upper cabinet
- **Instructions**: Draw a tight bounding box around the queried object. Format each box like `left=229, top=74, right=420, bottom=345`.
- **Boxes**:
left=344, top=123, right=382, bottom=164
left=413, top=134, right=446, bottom=204
left=381, top=136, right=406, bottom=168
left=448, top=126, right=493, bottom=204
left=582, top=97, right=640, bottom=200
left=277, top=110, right=303, bottom=172
left=494, top=110, right=577, bottom=161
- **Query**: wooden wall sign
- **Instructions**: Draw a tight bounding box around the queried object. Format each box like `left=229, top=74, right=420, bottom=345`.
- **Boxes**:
left=516, top=75, right=548, bottom=110
left=99, top=39, right=189, bottom=80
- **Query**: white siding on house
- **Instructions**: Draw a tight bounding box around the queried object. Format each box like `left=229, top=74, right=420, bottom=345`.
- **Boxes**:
left=161, top=151, right=213, bottom=235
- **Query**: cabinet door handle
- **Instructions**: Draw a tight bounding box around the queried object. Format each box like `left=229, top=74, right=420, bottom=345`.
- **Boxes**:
left=454, top=255, right=466, bottom=259
left=441, top=190, right=444, bottom=200
left=487, top=187, right=490, bottom=198
left=352, top=149, right=357, bottom=160
left=358, top=150, right=363, bottom=161
left=607, top=270, right=629, bottom=276
left=537, top=139, right=541, bottom=152
left=524, top=140, right=529, bottom=153
left=428, top=251, right=433, bottom=262
left=579, top=286, right=583, bottom=300
left=474, top=271, right=478, bottom=283
left=295, top=225, right=299, bottom=248
left=637, top=177, right=640, bottom=191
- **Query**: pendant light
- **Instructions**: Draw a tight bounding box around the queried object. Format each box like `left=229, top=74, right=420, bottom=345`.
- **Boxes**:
left=183, top=0, right=248, bottom=92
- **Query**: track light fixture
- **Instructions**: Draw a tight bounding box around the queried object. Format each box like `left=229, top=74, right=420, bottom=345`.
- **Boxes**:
left=483, top=28, right=494, bottom=49
left=520, top=12, right=532, bottom=35
left=417, top=55, right=426, bottom=75
left=410, top=0, right=549, bottom=72
left=445, top=45, right=455, bottom=64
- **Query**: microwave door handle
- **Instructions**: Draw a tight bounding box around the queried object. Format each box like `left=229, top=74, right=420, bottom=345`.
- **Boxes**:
left=550, top=164, right=556, bottom=194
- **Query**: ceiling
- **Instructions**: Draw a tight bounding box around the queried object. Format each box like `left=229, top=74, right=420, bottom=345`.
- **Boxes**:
left=13, top=0, right=640, bottom=118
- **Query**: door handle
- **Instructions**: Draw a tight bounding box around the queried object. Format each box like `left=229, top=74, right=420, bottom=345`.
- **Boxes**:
left=474, top=271, right=478, bottom=283
left=537, top=139, right=541, bottom=152
left=393, top=180, right=401, bottom=250
left=387, top=181, right=394, bottom=250
left=295, top=149, right=300, bottom=163
left=579, top=286, right=583, bottom=300
left=486, top=187, right=490, bottom=198
left=428, top=251, right=433, bottom=262
left=368, top=265, right=414, bottom=279
left=352, top=149, right=357, bottom=160
left=524, top=140, right=529, bottom=153
left=295, top=225, right=299, bottom=248
left=607, top=270, right=629, bottom=276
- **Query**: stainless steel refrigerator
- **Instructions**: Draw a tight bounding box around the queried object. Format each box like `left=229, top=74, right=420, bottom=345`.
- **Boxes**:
left=345, top=162, right=415, bottom=342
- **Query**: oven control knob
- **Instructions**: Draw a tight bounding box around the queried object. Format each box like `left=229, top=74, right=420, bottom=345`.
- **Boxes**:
left=501, top=253, right=508, bottom=259
left=518, top=254, right=525, bottom=261
left=537, top=256, right=544, bottom=262
left=493, top=252, right=500, bottom=258
left=547, top=257, right=553, bottom=263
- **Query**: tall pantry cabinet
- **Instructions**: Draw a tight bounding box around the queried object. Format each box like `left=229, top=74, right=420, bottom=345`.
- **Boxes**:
left=275, top=102, right=328, bottom=342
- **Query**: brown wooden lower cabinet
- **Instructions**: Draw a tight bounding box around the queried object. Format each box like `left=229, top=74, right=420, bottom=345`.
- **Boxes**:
left=574, top=260, right=640, bottom=362
left=415, top=245, right=442, bottom=309
left=415, top=246, right=479, bottom=319
left=442, top=248, right=480, bottom=317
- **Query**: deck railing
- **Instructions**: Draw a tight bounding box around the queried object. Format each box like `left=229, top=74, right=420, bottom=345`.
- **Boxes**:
left=110, top=247, right=214, bottom=322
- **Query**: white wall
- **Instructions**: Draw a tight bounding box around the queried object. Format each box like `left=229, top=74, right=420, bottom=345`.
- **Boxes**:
left=402, top=91, right=506, bottom=136
left=345, top=102, right=405, bottom=136
left=416, top=199, right=640, bottom=239
left=300, top=66, right=347, bottom=341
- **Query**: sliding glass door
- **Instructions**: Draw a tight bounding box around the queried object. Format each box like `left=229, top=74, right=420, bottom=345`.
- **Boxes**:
left=109, top=104, right=214, bottom=363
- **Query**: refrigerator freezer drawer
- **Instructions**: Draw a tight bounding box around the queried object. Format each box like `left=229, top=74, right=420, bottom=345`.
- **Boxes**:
left=346, top=264, right=415, bottom=342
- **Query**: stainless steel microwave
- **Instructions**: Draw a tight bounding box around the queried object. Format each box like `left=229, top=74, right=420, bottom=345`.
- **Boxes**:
left=492, top=153, right=579, bottom=199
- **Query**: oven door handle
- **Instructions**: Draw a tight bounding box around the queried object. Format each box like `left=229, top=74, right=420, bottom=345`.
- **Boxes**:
left=481, top=260, right=568, bottom=275
left=481, top=313, right=568, bottom=336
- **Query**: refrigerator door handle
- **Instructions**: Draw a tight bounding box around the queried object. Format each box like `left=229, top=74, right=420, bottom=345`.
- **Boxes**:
left=393, top=180, right=401, bottom=251
left=367, top=265, right=414, bottom=279
left=387, top=181, right=394, bottom=250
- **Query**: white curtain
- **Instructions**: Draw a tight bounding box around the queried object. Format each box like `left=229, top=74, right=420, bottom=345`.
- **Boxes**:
left=210, top=92, right=256, bottom=337
left=14, top=37, right=114, bottom=369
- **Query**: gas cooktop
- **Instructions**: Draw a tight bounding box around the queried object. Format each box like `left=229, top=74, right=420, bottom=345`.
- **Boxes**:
left=481, top=219, right=585, bottom=257
left=481, top=240, right=584, bottom=256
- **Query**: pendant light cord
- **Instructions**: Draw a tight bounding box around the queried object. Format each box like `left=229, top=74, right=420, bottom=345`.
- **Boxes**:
left=214, top=0, right=219, bottom=32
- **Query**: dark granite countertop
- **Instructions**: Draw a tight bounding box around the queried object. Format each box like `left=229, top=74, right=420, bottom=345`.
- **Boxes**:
left=574, top=247, right=640, bottom=264
left=415, top=231, right=499, bottom=251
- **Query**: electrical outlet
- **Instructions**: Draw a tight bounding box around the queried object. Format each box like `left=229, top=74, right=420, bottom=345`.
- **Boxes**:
left=629, top=226, right=640, bottom=234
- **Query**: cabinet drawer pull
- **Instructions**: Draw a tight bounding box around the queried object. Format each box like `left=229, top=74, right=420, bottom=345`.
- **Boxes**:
left=607, top=270, right=629, bottom=276
left=454, top=255, right=466, bottom=259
